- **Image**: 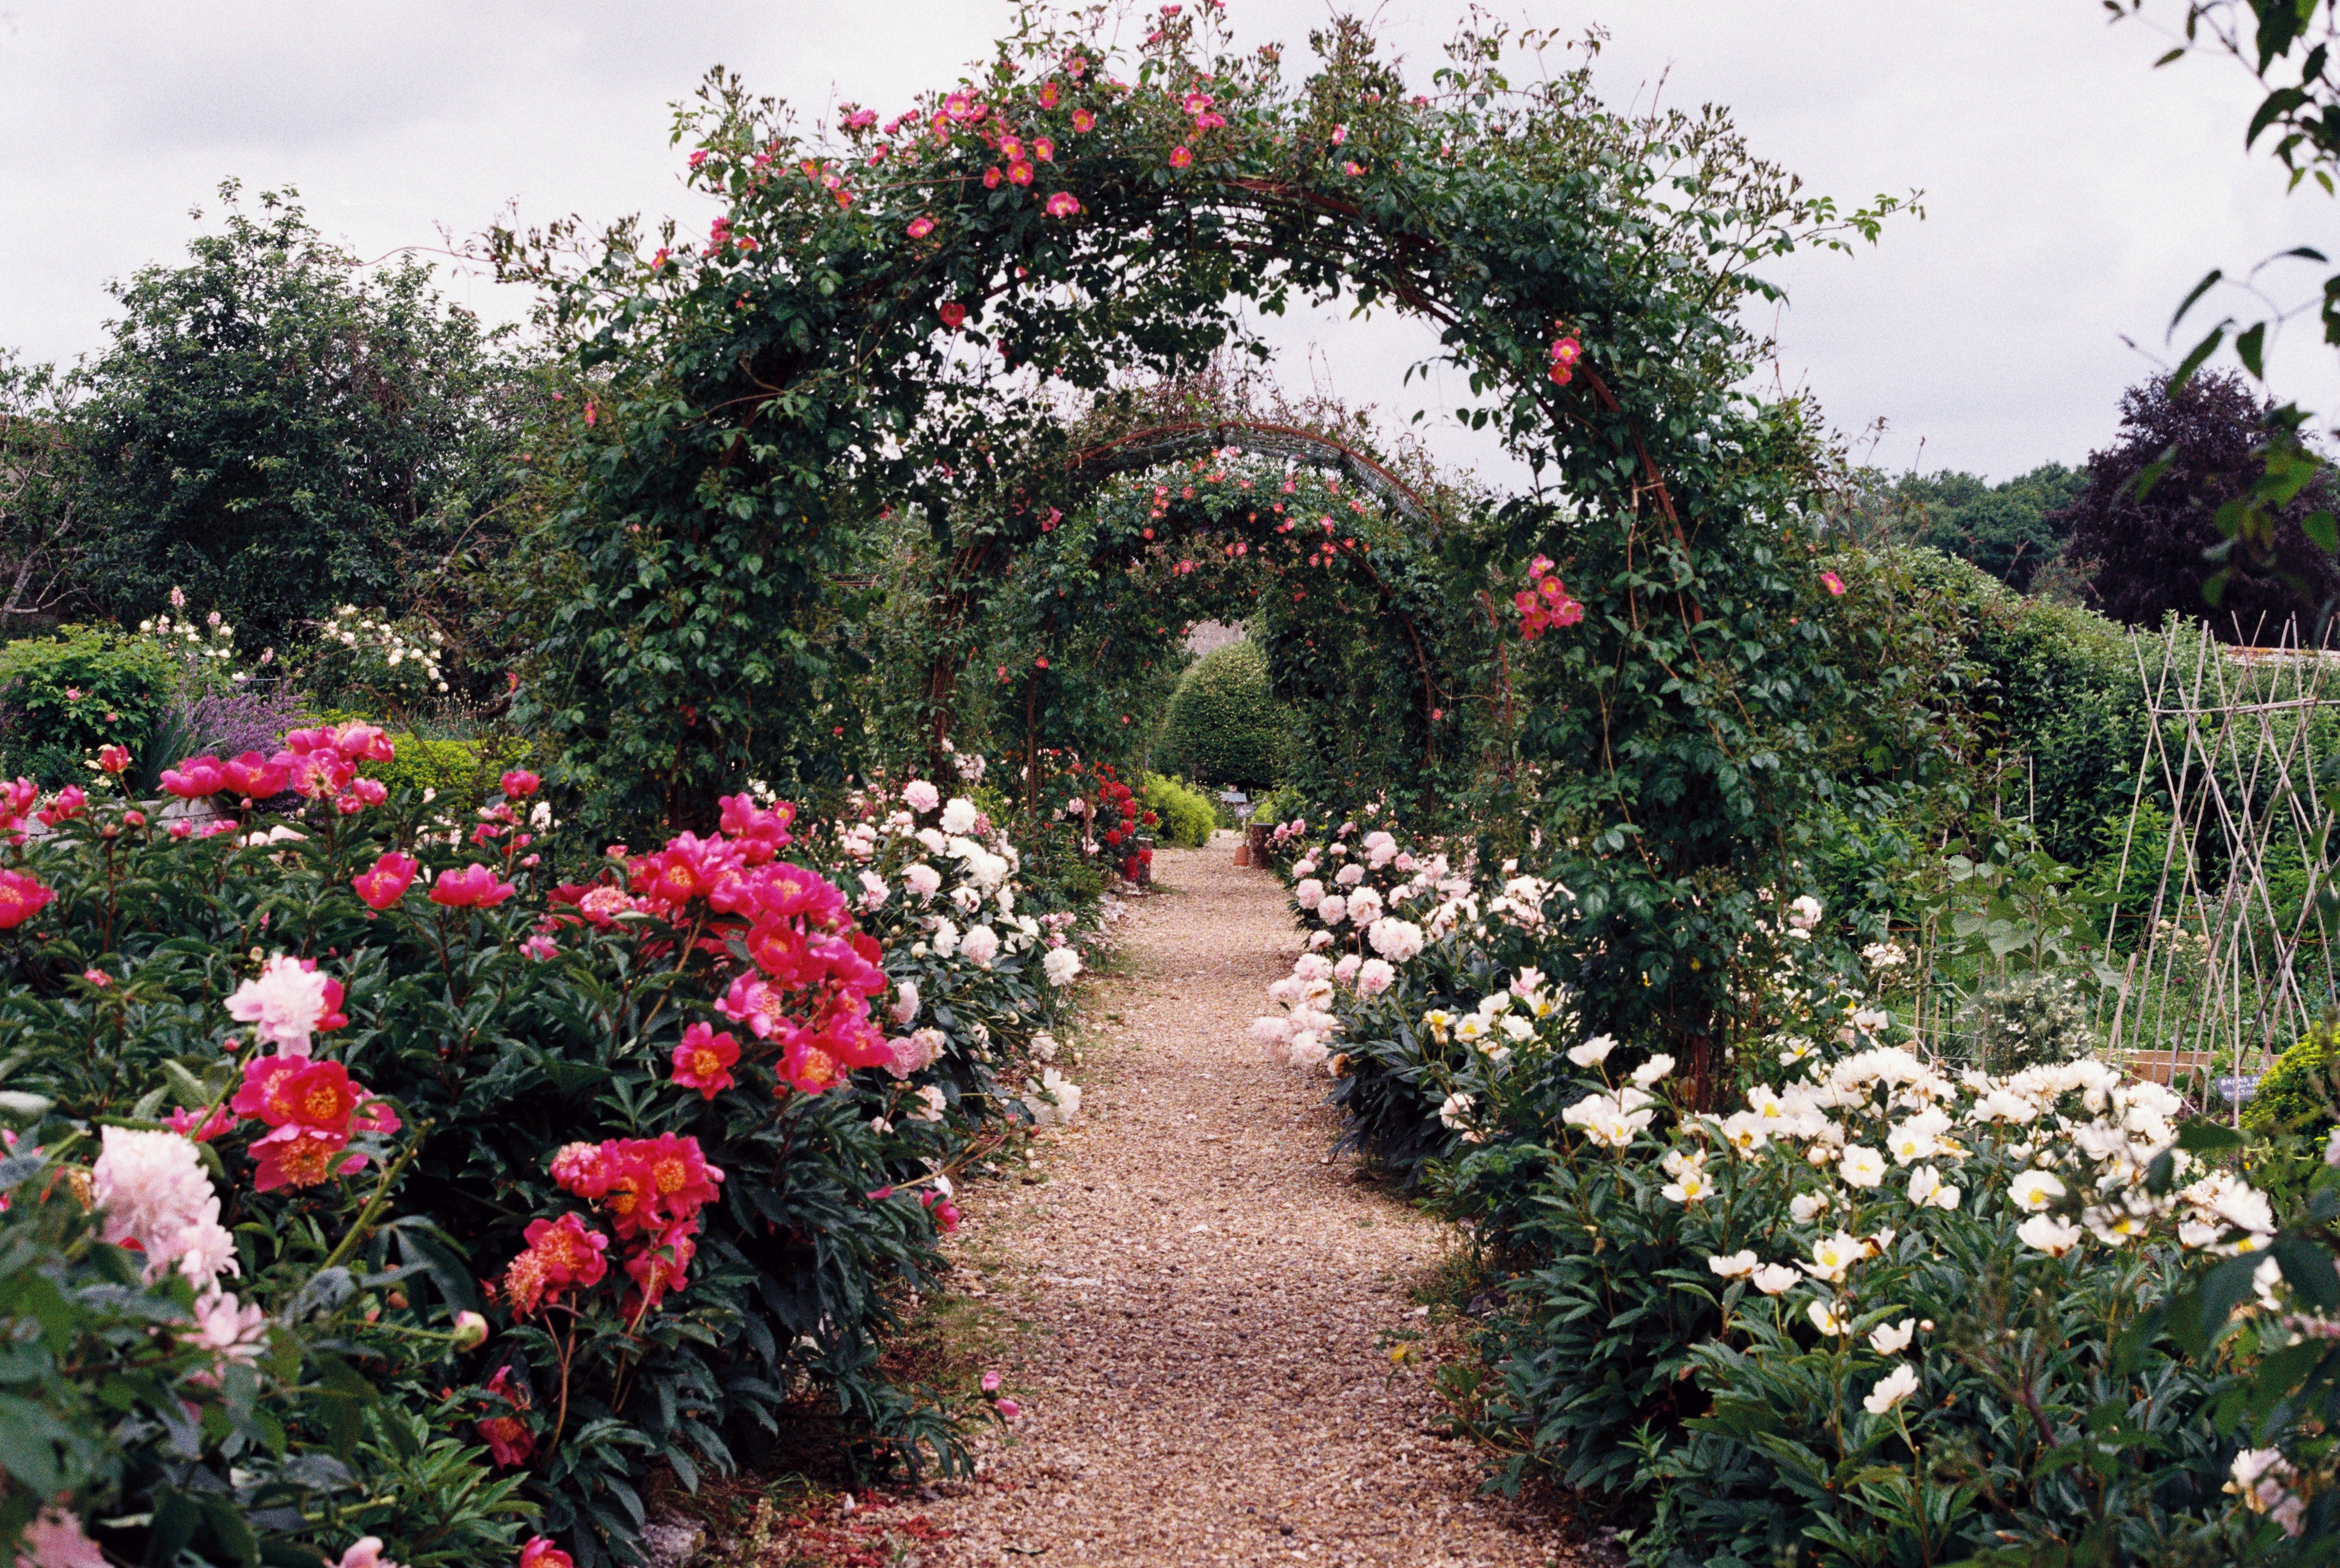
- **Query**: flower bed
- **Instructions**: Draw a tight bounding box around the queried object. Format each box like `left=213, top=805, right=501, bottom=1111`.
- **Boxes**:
left=1253, top=805, right=2324, bottom=1561
left=0, top=737, right=1097, bottom=1567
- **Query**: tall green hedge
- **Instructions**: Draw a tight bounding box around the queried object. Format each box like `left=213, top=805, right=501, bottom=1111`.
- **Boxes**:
left=1155, top=640, right=1289, bottom=790
left=1902, top=550, right=2153, bottom=866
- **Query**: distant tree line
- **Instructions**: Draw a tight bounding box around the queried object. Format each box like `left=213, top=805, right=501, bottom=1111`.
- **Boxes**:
left=1841, top=370, right=2339, bottom=643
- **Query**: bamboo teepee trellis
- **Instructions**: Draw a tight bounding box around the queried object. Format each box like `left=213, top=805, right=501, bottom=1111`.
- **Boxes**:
left=2099, top=621, right=2340, bottom=1093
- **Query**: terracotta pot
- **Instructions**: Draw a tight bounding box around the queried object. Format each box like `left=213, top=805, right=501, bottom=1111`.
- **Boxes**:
left=1232, top=842, right=1252, bottom=867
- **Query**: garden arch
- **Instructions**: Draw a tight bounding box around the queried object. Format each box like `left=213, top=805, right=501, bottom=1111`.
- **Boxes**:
left=510, top=7, right=1902, bottom=1088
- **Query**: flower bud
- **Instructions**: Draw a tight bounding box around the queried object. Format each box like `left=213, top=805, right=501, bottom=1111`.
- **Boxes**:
left=452, top=1310, right=490, bottom=1351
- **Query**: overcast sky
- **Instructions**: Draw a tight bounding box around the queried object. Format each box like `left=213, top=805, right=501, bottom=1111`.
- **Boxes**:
left=3, top=1, right=2332, bottom=483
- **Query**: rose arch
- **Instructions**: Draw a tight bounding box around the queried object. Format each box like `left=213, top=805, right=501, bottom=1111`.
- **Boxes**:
left=500, top=7, right=1905, bottom=1093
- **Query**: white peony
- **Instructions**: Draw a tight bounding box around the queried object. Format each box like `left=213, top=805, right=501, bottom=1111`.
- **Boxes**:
left=1836, top=1145, right=1887, bottom=1189
left=960, top=924, right=1001, bottom=968
left=1862, top=1363, right=1920, bottom=1415
left=92, top=1127, right=234, bottom=1287
left=1367, top=917, right=1425, bottom=963
left=1707, top=1251, right=1758, bottom=1279
left=1042, top=947, right=1083, bottom=987
left=2017, top=1214, right=2082, bottom=1257
left=940, top=797, right=979, bottom=834
left=1567, top=1035, right=1616, bottom=1068
left=1750, top=1263, right=1802, bottom=1295
left=1868, top=1317, right=1917, bottom=1355
left=2008, top=1170, right=2065, bottom=1213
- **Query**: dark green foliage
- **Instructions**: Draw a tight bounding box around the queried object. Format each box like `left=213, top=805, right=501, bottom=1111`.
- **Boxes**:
left=1156, top=641, right=1288, bottom=789
left=0, top=352, right=89, bottom=628
left=0, top=1158, right=538, bottom=1567
left=2059, top=373, right=2340, bottom=642
left=75, top=184, right=536, bottom=654
left=1900, top=549, right=2153, bottom=868
left=1855, top=464, right=2088, bottom=594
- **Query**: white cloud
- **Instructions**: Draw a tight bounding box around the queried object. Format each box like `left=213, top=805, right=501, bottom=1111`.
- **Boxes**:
left=1, top=0, right=2327, bottom=481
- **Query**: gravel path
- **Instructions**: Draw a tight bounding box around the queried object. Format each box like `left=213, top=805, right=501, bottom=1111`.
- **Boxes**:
left=915, top=839, right=1573, bottom=1568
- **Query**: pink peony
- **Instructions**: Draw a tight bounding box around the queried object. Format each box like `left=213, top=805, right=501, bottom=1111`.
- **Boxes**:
left=225, top=954, right=339, bottom=1054
left=0, top=868, right=54, bottom=929
left=903, top=780, right=941, bottom=813
left=430, top=864, right=517, bottom=908
left=671, top=1023, right=740, bottom=1101
left=351, top=851, right=419, bottom=911
left=160, top=755, right=227, bottom=798
left=14, top=1508, right=108, bottom=1568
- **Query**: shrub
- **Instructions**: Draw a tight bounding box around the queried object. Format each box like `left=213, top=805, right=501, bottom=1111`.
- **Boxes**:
left=301, top=606, right=454, bottom=723
left=2243, top=1020, right=2340, bottom=1136
left=1960, top=970, right=2097, bottom=1073
left=0, top=746, right=1089, bottom=1565
left=361, top=731, right=538, bottom=814
left=1140, top=773, right=1215, bottom=848
left=0, top=626, right=180, bottom=781
left=1155, top=640, right=1289, bottom=789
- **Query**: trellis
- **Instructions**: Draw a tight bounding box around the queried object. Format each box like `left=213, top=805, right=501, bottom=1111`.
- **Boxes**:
left=2099, top=622, right=2340, bottom=1092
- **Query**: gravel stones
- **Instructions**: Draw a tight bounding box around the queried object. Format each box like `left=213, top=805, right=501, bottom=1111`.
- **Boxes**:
left=915, top=841, right=1573, bottom=1567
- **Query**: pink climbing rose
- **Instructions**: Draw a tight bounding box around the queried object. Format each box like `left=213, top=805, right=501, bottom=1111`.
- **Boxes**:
left=1045, top=191, right=1081, bottom=218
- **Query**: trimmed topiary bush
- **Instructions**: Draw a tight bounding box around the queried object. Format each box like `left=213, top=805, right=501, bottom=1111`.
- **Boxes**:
left=1140, top=773, right=1215, bottom=848
left=1155, top=640, right=1289, bottom=790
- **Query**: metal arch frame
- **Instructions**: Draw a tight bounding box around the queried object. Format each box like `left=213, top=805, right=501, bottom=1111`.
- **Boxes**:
left=1066, top=419, right=1445, bottom=531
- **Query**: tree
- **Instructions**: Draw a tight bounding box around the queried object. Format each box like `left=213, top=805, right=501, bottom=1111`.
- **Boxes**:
left=0, top=353, right=88, bottom=626
left=1851, top=463, right=2088, bottom=593
left=75, top=183, right=535, bottom=653
left=2056, top=372, right=2339, bottom=640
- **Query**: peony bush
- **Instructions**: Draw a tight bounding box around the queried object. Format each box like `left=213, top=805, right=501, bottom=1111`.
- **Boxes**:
left=1256, top=800, right=2329, bottom=1561
left=0, top=732, right=1099, bottom=1567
